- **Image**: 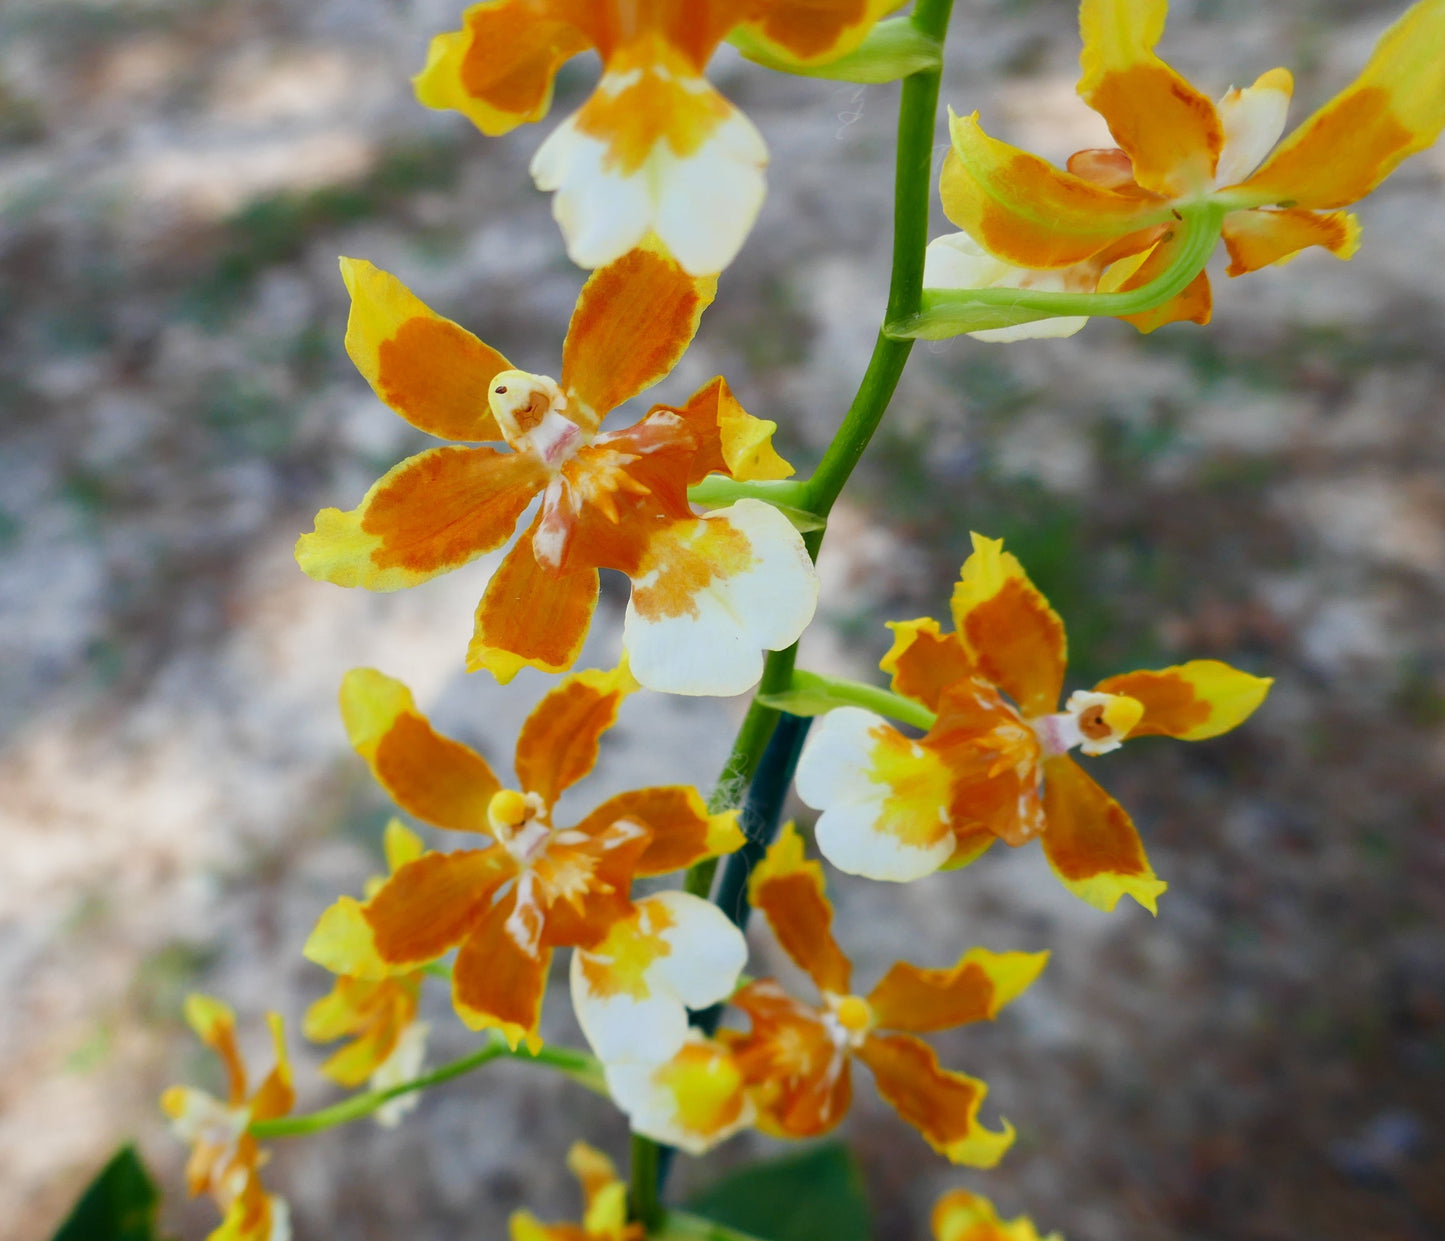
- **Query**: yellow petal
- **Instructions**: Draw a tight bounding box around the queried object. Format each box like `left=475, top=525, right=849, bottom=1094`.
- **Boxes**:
left=940, top=111, right=1170, bottom=269
left=1231, top=0, right=1445, bottom=209
left=1094, top=659, right=1272, bottom=740
left=1079, top=0, right=1223, bottom=195
left=1221, top=207, right=1360, bottom=276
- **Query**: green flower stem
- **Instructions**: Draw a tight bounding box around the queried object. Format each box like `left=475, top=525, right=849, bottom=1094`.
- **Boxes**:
left=685, top=477, right=812, bottom=511
left=642, top=0, right=957, bottom=1224
left=799, top=0, right=954, bottom=520
left=885, top=202, right=1227, bottom=341
left=249, top=1037, right=604, bottom=1139
left=658, top=1210, right=773, bottom=1241
left=758, top=668, right=937, bottom=731
left=630, top=1133, right=666, bottom=1231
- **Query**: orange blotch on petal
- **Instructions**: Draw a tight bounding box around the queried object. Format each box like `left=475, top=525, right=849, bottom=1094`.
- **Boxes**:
left=1099, top=229, right=1213, bottom=333
left=1095, top=659, right=1272, bottom=740
left=340, top=257, right=510, bottom=442
left=1221, top=207, right=1361, bottom=276
left=1040, top=755, right=1165, bottom=913
left=574, top=786, right=744, bottom=879
left=858, top=1032, right=1014, bottom=1167
left=951, top=533, right=1067, bottom=718
left=880, top=617, right=975, bottom=713
left=340, top=668, right=501, bottom=831
left=364, top=848, right=513, bottom=968
left=453, top=893, right=552, bottom=1050
left=866, top=948, right=1048, bottom=1034
left=468, top=521, right=600, bottom=683
left=738, top=0, right=904, bottom=66
left=296, top=446, right=544, bottom=591
left=749, top=823, right=853, bottom=995
left=561, top=240, right=716, bottom=428
left=415, top=2, right=591, bottom=136
left=1234, top=2, right=1445, bottom=211
left=514, top=663, right=637, bottom=807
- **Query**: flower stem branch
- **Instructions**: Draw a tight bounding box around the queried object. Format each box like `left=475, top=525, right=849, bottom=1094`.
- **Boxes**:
left=885, top=202, right=1227, bottom=340
left=800, top=0, right=955, bottom=519
left=250, top=1037, right=603, bottom=1139
left=758, top=668, right=937, bottom=731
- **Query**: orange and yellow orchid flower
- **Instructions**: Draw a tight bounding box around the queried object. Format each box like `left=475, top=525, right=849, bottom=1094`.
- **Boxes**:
left=416, top=1, right=906, bottom=274
left=303, top=819, right=430, bottom=1127
left=933, top=1189, right=1062, bottom=1241
left=604, top=1029, right=757, bottom=1155
left=304, top=664, right=745, bottom=1051
left=161, top=995, right=293, bottom=1241
left=296, top=242, right=817, bottom=697
left=796, top=533, right=1272, bottom=913
left=510, top=1142, right=643, bottom=1241
left=718, top=824, right=1046, bottom=1166
left=925, top=0, right=1445, bottom=339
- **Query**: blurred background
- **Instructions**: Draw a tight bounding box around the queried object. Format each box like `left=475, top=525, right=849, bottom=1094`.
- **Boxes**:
left=3, top=0, right=1444, bottom=1238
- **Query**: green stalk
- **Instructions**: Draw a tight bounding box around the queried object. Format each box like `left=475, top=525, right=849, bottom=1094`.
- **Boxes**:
left=637, top=0, right=957, bottom=1223
left=249, top=1038, right=603, bottom=1139
left=800, top=0, right=952, bottom=520
left=757, top=668, right=937, bottom=731
left=887, top=202, right=1226, bottom=340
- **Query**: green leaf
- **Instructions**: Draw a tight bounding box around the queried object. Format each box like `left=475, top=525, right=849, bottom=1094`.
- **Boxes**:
left=683, top=1142, right=872, bottom=1241
left=50, top=1145, right=167, bottom=1241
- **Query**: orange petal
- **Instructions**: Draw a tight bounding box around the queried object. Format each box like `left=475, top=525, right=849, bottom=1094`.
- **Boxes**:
left=538, top=817, right=653, bottom=951
left=1040, top=755, right=1165, bottom=913
left=748, top=822, right=852, bottom=996
left=1220, top=207, right=1360, bottom=277
left=736, top=0, right=906, bottom=67
left=1230, top=1, right=1445, bottom=209
left=340, top=668, right=501, bottom=831
left=867, top=948, right=1048, bottom=1033
left=339, top=257, right=510, bottom=442
left=940, top=111, right=1170, bottom=269
left=573, top=786, right=744, bottom=879
left=950, top=533, right=1067, bottom=718
left=1094, top=659, right=1272, bottom=740
left=1078, top=0, right=1223, bottom=195
left=666, top=376, right=795, bottom=485
left=727, top=979, right=852, bottom=1138
left=514, top=663, right=637, bottom=807
left=452, top=891, right=552, bottom=1051
left=1099, top=230, right=1213, bottom=333
left=414, top=1, right=591, bottom=136
left=296, top=445, right=544, bottom=591
left=857, top=1033, right=1014, bottom=1167
left=880, top=617, right=975, bottom=713
left=364, top=848, right=513, bottom=968
left=560, top=239, right=716, bottom=429
left=183, top=994, right=247, bottom=1104
left=248, top=1013, right=294, bottom=1123
left=467, top=520, right=600, bottom=683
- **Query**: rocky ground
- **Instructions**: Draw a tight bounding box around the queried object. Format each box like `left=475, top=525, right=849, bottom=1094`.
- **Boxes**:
left=2, top=1, right=1444, bottom=1239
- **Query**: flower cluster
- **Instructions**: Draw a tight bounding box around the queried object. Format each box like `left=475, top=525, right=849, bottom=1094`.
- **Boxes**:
left=157, top=0, right=1445, bottom=1237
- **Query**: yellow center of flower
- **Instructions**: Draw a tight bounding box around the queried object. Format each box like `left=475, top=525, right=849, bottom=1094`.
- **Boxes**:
left=487, top=789, right=552, bottom=864
left=822, top=992, right=875, bottom=1048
